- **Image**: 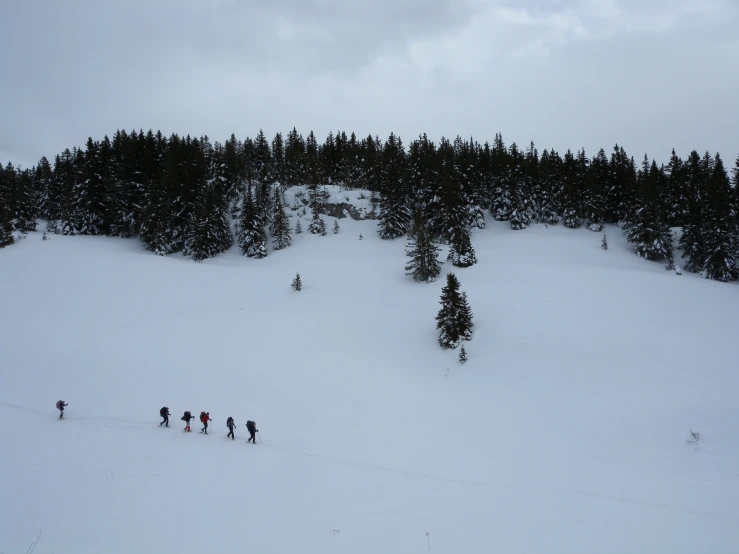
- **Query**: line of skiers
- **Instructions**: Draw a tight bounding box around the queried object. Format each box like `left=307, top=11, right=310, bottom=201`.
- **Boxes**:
left=55, top=401, right=258, bottom=443
left=162, top=407, right=258, bottom=442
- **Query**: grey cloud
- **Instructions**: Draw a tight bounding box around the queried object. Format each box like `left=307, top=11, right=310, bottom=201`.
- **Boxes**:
left=1, top=0, right=737, bottom=168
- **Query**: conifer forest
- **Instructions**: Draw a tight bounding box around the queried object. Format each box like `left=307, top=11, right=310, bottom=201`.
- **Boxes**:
left=1, top=128, right=737, bottom=282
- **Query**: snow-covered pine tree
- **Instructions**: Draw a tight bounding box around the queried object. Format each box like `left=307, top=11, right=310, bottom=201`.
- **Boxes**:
left=237, top=186, right=267, bottom=258
left=332, top=219, right=340, bottom=234
left=663, top=148, right=686, bottom=227
left=292, top=273, right=302, bottom=291
left=665, top=254, right=675, bottom=271
left=0, top=195, right=14, bottom=248
left=270, top=185, right=292, bottom=250
left=536, top=149, right=561, bottom=225
left=507, top=144, right=530, bottom=230
left=458, top=290, right=474, bottom=341
left=435, top=272, right=473, bottom=348
left=489, top=134, right=512, bottom=221
left=309, top=206, right=327, bottom=235
left=9, top=168, right=37, bottom=233
left=377, top=132, right=411, bottom=239
left=459, top=344, right=467, bottom=364
left=101, top=135, right=132, bottom=238
left=447, top=226, right=477, bottom=267
left=405, top=214, right=442, bottom=282
left=560, top=149, right=581, bottom=228
left=702, top=153, right=737, bottom=282
left=183, top=181, right=232, bottom=262
left=73, top=137, right=108, bottom=235
left=584, top=149, right=608, bottom=231
left=295, top=219, right=302, bottom=234
left=679, top=151, right=708, bottom=273
left=601, top=230, right=608, bottom=250
left=625, top=156, right=673, bottom=261
left=139, top=173, right=178, bottom=255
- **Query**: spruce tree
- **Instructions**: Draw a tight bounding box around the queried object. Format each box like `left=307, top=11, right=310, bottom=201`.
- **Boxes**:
left=270, top=185, right=292, bottom=250
left=435, top=272, right=473, bottom=348
left=309, top=206, right=327, bottom=235
left=9, top=169, right=37, bottom=233
left=377, top=132, right=411, bottom=239
left=183, top=181, right=232, bottom=262
left=332, top=219, right=340, bottom=234
left=405, top=214, right=442, bottom=282
left=679, top=151, right=708, bottom=272
left=292, top=273, right=302, bottom=291
left=295, top=218, right=302, bottom=234
left=536, top=149, right=561, bottom=225
left=489, top=134, right=512, bottom=220
left=448, top=226, right=477, bottom=267
left=663, top=149, right=686, bottom=226
left=73, top=137, right=108, bottom=235
left=459, top=344, right=467, bottom=364
left=702, top=153, right=737, bottom=281
left=237, top=186, right=267, bottom=258
left=601, top=230, right=608, bottom=250
left=584, top=149, right=608, bottom=231
left=507, top=143, right=530, bottom=230
left=560, top=150, right=581, bottom=228
left=625, top=157, right=673, bottom=261
left=0, top=195, right=14, bottom=248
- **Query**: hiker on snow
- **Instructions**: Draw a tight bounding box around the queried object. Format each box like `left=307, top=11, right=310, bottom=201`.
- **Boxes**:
left=246, top=420, right=258, bottom=443
left=56, top=400, right=68, bottom=419
left=226, top=417, right=236, bottom=440
left=159, top=407, right=170, bottom=427
left=181, top=410, right=193, bottom=432
left=200, top=411, right=211, bottom=434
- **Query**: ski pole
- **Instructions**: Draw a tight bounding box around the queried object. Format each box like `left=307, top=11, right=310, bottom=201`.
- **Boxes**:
left=257, top=431, right=261, bottom=444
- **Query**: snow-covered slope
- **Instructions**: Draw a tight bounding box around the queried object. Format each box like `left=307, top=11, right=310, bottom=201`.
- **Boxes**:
left=1, top=195, right=738, bottom=554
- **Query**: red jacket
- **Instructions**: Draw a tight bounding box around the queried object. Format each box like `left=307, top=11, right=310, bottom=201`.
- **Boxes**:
left=200, top=412, right=210, bottom=423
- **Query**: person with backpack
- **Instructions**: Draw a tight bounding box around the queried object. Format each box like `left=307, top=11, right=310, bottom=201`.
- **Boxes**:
left=226, top=417, right=236, bottom=440
left=200, top=411, right=211, bottom=434
left=56, top=400, right=68, bottom=419
left=246, top=420, right=258, bottom=443
left=181, top=410, right=193, bottom=432
left=159, top=407, right=171, bottom=427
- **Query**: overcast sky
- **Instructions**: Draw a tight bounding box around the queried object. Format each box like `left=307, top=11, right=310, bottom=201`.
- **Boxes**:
left=1, top=0, right=737, bottom=169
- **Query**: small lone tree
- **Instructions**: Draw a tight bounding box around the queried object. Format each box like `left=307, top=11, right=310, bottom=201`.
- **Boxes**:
left=436, top=272, right=473, bottom=348
left=359, top=233, right=363, bottom=240
left=291, top=273, right=302, bottom=291
left=333, top=219, right=340, bottom=234
left=294, top=219, right=303, bottom=234
left=459, top=344, right=467, bottom=364
left=405, top=215, right=442, bottom=282
left=601, top=230, right=608, bottom=250
left=309, top=209, right=327, bottom=235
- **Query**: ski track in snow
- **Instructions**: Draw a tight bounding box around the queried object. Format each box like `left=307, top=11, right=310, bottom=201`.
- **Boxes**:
left=2, top=399, right=735, bottom=524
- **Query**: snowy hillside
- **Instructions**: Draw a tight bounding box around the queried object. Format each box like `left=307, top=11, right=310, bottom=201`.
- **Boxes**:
left=1, top=196, right=738, bottom=554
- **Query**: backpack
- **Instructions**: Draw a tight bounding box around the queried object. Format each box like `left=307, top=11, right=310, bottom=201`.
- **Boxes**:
left=182, top=411, right=191, bottom=420
left=200, top=412, right=207, bottom=423
left=160, top=407, right=167, bottom=416
left=227, top=417, right=234, bottom=427
left=56, top=400, right=64, bottom=410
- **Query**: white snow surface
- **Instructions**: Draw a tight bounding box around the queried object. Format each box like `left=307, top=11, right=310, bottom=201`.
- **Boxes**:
left=1, top=201, right=739, bottom=554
